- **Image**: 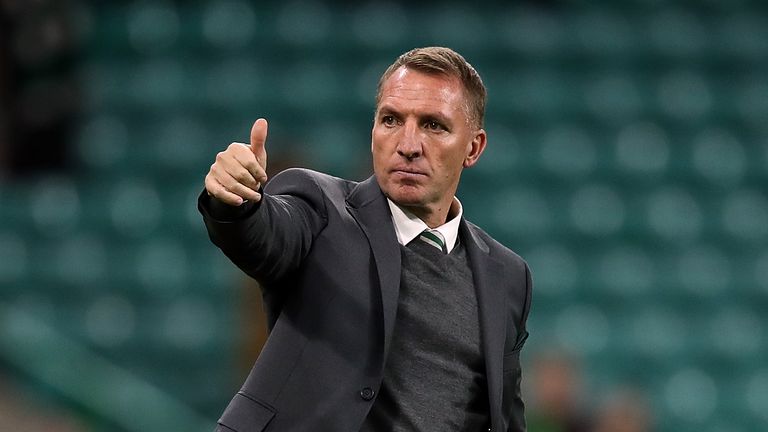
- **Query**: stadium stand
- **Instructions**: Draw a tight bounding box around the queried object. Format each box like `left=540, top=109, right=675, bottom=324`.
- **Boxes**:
left=1, top=1, right=767, bottom=431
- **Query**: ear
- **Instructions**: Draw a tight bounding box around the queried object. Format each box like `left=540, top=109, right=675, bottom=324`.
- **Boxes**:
left=463, top=129, right=487, bottom=168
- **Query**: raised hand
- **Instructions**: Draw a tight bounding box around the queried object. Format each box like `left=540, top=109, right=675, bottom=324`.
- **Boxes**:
left=205, top=118, right=269, bottom=206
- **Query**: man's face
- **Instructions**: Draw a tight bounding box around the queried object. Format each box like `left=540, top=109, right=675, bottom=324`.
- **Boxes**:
left=372, top=67, right=486, bottom=223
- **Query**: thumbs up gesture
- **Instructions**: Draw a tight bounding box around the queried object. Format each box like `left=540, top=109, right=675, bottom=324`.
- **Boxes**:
left=205, top=118, right=269, bottom=206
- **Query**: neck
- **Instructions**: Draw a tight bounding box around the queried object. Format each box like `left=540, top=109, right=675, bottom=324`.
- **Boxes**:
left=406, top=198, right=459, bottom=229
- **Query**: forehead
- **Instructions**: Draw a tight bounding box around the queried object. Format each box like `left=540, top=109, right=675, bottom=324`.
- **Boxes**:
left=378, top=67, right=466, bottom=114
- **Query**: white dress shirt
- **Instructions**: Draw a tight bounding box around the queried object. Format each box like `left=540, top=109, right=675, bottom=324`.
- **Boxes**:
left=386, top=198, right=463, bottom=253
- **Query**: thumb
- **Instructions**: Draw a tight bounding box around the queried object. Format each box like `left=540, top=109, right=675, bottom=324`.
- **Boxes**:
left=250, top=118, right=268, bottom=169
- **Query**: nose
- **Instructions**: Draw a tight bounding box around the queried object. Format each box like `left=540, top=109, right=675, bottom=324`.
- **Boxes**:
left=396, top=121, right=422, bottom=160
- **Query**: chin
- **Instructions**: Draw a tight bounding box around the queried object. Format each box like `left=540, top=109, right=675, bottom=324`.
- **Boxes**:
left=386, top=187, right=426, bottom=207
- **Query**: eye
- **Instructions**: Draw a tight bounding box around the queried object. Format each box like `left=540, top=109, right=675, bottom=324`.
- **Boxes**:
left=382, top=115, right=396, bottom=126
left=425, top=120, right=444, bottom=131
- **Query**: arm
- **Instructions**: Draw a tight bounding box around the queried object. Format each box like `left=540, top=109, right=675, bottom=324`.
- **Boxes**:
left=199, top=119, right=328, bottom=284
left=199, top=169, right=328, bottom=284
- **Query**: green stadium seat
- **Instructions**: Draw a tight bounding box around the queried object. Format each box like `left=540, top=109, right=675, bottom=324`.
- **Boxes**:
left=420, top=6, right=488, bottom=51
left=182, top=247, right=241, bottom=294
left=28, top=177, right=81, bottom=238
left=473, top=123, right=521, bottom=176
left=675, top=245, right=733, bottom=298
left=152, top=115, right=213, bottom=174
left=274, top=0, right=332, bottom=47
left=645, top=186, right=703, bottom=242
left=202, top=59, right=265, bottom=109
left=717, top=12, right=768, bottom=60
left=571, top=10, right=639, bottom=56
left=127, top=58, right=186, bottom=110
left=708, top=305, right=764, bottom=363
left=83, top=294, right=137, bottom=348
left=596, top=245, right=656, bottom=296
left=538, top=124, right=598, bottom=178
left=720, top=189, right=768, bottom=243
left=498, top=7, right=564, bottom=56
left=161, top=296, right=220, bottom=351
left=126, top=2, right=181, bottom=55
left=51, top=233, right=108, bottom=287
left=582, top=72, right=645, bottom=124
left=614, top=121, right=671, bottom=177
left=500, top=68, right=576, bottom=120
left=492, top=186, right=556, bottom=240
left=662, top=367, right=719, bottom=427
left=568, top=183, right=626, bottom=236
left=744, top=369, right=768, bottom=426
left=656, top=69, right=714, bottom=123
left=691, top=128, right=747, bottom=185
left=279, top=60, right=344, bottom=111
left=0, top=233, right=29, bottom=288
left=133, top=238, right=191, bottom=296
left=0, top=183, right=34, bottom=231
left=79, top=61, right=130, bottom=111
left=552, top=303, right=611, bottom=356
left=199, top=0, right=258, bottom=50
left=625, top=307, right=689, bottom=357
left=645, top=8, right=709, bottom=58
left=753, top=251, right=768, bottom=295
left=524, top=242, right=580, bottom=299
left=733, top=78, right=768, bottom=127
left=84, top=5, right=133, bottom=55
left=76, top=114, right=129, bottom=171
left=353, top=59, right=388, bottom=106
left=350, top=2, right=409, bottom=49
left=297, top=121, right=369, bottom=177
left=109, top=179, right=163, bottom=238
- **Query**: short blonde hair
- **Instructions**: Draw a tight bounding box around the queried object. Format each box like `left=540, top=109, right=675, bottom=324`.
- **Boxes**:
left=376, top=47, right=487, bottom=128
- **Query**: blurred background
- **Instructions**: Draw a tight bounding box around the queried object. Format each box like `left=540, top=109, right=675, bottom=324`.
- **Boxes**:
left=0, top=0, right=766, bottom=431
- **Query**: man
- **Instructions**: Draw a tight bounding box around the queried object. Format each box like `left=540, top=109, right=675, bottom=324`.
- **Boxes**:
left=199, top=47, right=532, bottom=432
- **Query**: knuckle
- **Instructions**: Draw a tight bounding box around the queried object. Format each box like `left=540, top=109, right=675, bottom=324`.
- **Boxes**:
left=230, top=170, right=249, bottom=185
left=223, top=177, right=239, bottom=190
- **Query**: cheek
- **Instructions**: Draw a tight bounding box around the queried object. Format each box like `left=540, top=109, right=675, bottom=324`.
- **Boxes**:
left=371, top=129, right=387, bottom=150
left=374, top=133, right=399, bottom=157
left=371, top=136, right=392, bottom=172
left=371, top=134, right=383, bottom=156
left=439, top=142, right=469, bottom=167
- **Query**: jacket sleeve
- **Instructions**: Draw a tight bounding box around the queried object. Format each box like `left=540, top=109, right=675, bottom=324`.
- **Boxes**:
left=198, top=168, right=329, bottom=285
left=505, top=261, right=532, bottom=432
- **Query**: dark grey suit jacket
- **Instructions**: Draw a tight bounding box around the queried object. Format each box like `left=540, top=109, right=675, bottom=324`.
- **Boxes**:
left=199, top=168, right=532, bottom=432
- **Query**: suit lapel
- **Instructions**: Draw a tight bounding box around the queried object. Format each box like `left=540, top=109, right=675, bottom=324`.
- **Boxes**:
left=461, top=221, right=508, bottom=428
left=346, top=176, right=401, bottom=370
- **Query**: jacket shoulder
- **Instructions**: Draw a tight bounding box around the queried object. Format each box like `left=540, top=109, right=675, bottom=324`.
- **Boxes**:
left=265, top=168, right=357, bottom=193
left=465, top=221, right=527, bottom=268
left=266, top=168, right=357, bottom=199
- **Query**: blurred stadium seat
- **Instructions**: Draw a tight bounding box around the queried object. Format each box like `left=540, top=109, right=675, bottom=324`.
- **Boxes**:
left=1, top=1, right=766, bottom=431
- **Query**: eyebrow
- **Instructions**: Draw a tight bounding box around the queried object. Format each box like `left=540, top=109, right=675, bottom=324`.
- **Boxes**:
left=376, top=105, right=453, bottom=126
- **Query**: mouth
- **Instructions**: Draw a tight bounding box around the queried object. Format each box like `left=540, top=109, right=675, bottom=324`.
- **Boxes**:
left=391, top=170, right=427, bottom=183
left=391, top=168, right=427, bottom=177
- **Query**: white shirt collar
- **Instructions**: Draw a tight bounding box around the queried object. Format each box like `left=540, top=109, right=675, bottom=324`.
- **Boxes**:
left=386, top=198, right=463, bottom=253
